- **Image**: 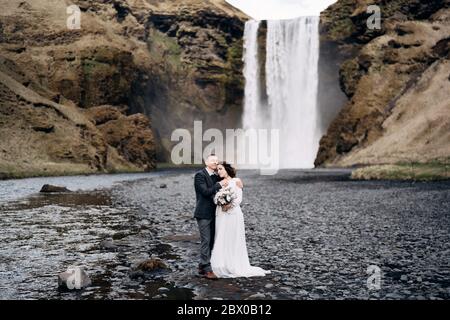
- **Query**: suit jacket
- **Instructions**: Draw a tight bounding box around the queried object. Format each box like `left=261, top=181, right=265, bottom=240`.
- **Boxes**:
left=194, top=168, right=221, bottom=219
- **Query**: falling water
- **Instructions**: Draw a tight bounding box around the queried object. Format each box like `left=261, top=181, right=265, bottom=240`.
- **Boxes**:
left=242, top=16, right=321, bottom=169
left=242, top=20, right=262, bottom=130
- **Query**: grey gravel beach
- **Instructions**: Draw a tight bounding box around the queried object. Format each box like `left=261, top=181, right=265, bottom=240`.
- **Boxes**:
left=0, top=169, right=449, bottom=300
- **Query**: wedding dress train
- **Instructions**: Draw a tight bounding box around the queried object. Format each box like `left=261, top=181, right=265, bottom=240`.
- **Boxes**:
left=211, top=178, right=270, bottom=278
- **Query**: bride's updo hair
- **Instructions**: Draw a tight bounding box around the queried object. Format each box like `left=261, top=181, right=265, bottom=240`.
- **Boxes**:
left=219, top=161, right=236, bottom=178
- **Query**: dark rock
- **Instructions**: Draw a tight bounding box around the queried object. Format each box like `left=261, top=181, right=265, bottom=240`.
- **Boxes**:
left=432, top=37, right=449, bottom=58
left=40, top=184, right=71, bottom=193
left=336, top=133, right=358, bottom=154
left=18, top=1, right=32, bottom=11
left=129, top=270, right=144, bottom=279
left=113, top=1, right=130, bottom=23
left=99, top=239, right=119, bottom=252
left=159, top=183, right=167, bottom=188
left=357, top=54, right=372, bottom=71
left=32, top=123, right=54, bottom=133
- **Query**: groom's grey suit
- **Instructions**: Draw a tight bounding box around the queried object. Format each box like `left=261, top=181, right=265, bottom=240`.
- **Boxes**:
left=194, top=168, right=221, bottom=273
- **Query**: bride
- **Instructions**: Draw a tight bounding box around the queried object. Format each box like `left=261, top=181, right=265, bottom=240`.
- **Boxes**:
left=210, top=161, right=270, bottom=278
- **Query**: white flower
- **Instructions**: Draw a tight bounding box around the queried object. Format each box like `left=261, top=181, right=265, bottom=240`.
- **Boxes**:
left=214, top=186, right=236, bottom=207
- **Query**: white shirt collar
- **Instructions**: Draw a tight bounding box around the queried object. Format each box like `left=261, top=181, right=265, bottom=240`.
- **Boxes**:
left=205, top=167, right=215, bottom=176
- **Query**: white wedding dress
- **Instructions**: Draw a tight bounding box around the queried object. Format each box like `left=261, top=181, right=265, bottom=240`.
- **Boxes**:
left=211, top=178, right=270, bottom=278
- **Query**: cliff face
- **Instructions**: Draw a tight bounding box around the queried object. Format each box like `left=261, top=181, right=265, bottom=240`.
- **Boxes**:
left=130, top=0, right=249, bottom=160
left=0, top=0, right=248, bottom=177
left=316, top=0, right=450, bottom=167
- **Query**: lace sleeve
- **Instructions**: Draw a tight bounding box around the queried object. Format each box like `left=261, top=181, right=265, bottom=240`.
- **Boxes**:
left=231, top=183, right=242, bottom=207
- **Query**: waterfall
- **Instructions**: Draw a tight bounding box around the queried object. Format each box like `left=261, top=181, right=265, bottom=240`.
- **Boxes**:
left=242, top=20, right=262, bottom=130
left=242, top=16, right=321, bottom=169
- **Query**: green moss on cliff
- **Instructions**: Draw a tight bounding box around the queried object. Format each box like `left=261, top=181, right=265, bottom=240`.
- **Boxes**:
left=321, top=0, right=446, bottom=43
left=327, top=17, right=355, bottom=41
left=320, top=0, right=356, bottom=41
left=224, top=38, right=244, bottom=104
left=147, top=29, right=182, bottom=68
left=82, top=59, right=110, bottom=75
left=227, top=39, right=243, bottom=68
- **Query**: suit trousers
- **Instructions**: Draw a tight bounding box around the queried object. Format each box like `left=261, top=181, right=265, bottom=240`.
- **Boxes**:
left=196, top=217, right=216, bottom=272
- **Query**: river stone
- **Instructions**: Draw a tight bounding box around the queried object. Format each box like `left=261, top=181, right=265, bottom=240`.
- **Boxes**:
left=129, top=270, right=144, bottom=279
left=248, top=293, right=265, bottom=299
left=385, top=293, right=403, bottom=299
left=99, top=239, right=119, bottom=251
left=136, top=258, right=168, bottom=272
left=298, top=290, right=309, bottom=296
left=58, top=267, right=91, bottom=290
left=40, top=184, right=72, bottom=193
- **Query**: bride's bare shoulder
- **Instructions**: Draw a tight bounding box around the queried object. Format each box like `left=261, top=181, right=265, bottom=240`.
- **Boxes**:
left=234, top=177, right=243, bottom=189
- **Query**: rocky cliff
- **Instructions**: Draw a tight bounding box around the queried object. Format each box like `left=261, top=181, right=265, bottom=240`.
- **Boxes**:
left=0, top=0, right=248, bottom=178
left=316, top=0, right=450, bottom=168
left=128, top=0, right=249, bottom=160
left=4, top=0, right=446, bottom=179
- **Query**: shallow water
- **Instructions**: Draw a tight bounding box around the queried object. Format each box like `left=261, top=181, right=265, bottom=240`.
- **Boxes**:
left=0, top=170, right=194, bottom=300
left=0, top=172, right=160, bottom=204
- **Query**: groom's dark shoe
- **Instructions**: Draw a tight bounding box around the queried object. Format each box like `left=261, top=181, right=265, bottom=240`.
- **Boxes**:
left=205, top=271, right=218, bottom=280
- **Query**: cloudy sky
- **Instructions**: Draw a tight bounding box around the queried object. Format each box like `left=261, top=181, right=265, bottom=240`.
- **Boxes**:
left=225, top=0, right=337, bottom=20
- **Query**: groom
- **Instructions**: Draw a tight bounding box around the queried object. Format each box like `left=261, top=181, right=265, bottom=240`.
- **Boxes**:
left=194, top=154, right=228, bottom=280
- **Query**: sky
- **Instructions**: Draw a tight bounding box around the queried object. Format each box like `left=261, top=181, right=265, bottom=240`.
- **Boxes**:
left=225, top=0, right=337, bottom=20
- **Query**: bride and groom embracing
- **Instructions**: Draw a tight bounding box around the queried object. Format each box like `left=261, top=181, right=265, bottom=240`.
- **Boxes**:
left=194, top=154, right=270, bottom=280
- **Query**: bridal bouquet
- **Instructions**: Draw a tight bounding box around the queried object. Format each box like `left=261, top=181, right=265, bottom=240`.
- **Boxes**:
left=214, top=187, right=236, bottom=207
